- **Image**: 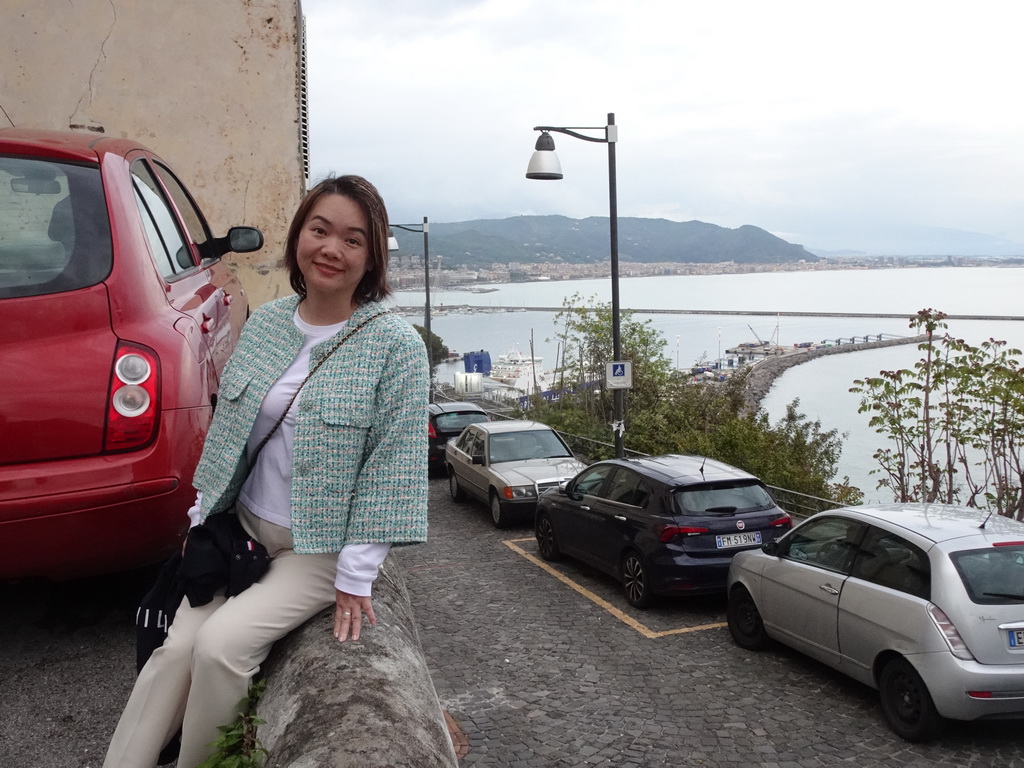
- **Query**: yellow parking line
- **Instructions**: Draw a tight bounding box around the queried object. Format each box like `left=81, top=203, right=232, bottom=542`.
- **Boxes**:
left=503, top=538, right=727, bottom=639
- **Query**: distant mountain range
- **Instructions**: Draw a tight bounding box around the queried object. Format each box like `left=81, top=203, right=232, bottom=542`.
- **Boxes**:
left=388, top=215, right=818, bottom=268
left=803, top=224, right=1024, bottom=258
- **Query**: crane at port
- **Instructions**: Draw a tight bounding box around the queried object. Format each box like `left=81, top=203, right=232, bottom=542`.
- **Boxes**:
left=747, top=320, right=780, bottom=347
left=747, top=324, right=768, bottom=346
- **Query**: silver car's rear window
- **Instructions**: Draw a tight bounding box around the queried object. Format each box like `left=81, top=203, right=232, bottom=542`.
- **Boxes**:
left=0, top=157, right=112, bottom=299
left=673, top=481, right=776, bottom=516
left=950, top=546, right=1024, bottom=604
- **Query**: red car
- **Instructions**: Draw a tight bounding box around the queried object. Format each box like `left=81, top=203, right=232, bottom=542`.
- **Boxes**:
left=0, top=129, right=263, bottom=580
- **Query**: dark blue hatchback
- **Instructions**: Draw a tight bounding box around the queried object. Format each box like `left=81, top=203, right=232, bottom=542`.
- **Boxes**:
left=535, top=454, right=792, bottom=608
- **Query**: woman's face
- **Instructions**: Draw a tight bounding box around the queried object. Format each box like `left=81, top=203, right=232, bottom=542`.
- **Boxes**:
left=295, top=193, right=372, bottom=306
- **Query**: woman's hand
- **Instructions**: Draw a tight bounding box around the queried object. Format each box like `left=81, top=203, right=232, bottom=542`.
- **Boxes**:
left=334, top=589, right=376, bottom=642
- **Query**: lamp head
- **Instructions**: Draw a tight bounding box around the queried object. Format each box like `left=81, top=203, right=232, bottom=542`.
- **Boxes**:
left=387, top=229, right=399, bottom=252
left=525, top=131, right=563, bottom=180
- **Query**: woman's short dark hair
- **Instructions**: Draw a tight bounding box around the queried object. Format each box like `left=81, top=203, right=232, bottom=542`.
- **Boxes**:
left=283, top=175, right=392, bottom=303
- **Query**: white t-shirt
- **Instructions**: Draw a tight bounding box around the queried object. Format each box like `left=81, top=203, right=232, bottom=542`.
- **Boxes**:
left=189, top=309, right=390, bottom=596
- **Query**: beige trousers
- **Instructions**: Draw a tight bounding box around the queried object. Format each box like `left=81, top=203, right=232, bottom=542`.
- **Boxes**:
left=104, top=504, right=337, bottom=768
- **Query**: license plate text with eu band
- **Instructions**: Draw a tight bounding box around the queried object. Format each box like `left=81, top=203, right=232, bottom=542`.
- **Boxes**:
left=1009, top=630, right=1024, bottom=648
left=716, top=532, right=762, bottom=549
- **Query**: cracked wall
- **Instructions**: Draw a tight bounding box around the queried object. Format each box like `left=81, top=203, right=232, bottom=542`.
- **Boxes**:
left=0, top=0, right=304, bottom=306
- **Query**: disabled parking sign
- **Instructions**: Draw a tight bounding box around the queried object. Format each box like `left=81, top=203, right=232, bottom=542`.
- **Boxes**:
left=606, top=361, right=632, bottom=389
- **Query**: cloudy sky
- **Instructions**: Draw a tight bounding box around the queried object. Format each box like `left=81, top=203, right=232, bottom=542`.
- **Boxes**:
left=302, top=0, right=1024, bottom=255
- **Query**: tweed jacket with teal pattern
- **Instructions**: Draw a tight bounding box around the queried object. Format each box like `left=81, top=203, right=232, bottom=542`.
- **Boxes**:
left=192, top=296, right=429, bottom=553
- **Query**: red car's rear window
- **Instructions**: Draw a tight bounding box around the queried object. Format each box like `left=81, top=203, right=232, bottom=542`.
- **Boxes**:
left=0, top=156, right=112, bottom=299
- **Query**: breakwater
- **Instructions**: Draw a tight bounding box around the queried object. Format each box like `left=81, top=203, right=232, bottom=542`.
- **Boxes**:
left=740, top=334, right=929, bottom=415
left=393, top=306, right=1024, bottom=322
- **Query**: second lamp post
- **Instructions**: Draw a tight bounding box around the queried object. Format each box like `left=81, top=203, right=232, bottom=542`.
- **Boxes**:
left=390, top=217, right=433, bottom=403
left=526, top=112, right=625, bottom=459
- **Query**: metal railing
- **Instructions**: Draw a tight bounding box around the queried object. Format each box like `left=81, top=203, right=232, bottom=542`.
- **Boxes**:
left=765, top=487, right=846, bottom=519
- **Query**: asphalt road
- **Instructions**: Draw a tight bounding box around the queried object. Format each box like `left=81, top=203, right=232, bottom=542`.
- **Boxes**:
left=3, top=477, right=1024, bottom=767
left=0, top=561, right=152, bottom=767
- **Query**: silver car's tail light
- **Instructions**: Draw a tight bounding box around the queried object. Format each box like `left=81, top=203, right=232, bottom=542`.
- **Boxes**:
left=928, top=604, right=975, bottom=661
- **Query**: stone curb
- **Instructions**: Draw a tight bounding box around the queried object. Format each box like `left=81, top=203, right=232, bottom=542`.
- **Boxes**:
left=257, top=554, right=459, bottom=767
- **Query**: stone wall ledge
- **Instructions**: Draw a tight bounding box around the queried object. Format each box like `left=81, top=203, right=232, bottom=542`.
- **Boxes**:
left=258, top=554, right=459, bottom=767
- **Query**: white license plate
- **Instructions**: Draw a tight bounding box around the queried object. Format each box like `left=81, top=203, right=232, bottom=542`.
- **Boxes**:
left=1009, top=630, right=1024, bottom=648
left=716, top=532, right=762, bottom=549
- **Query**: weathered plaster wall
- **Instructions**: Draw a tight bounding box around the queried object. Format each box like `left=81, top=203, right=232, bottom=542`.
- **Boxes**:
left=0, top=0, right=303, bottom=306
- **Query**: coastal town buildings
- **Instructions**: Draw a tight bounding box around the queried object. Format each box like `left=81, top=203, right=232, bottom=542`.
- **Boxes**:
left=387, top=254, right=989, bottom=291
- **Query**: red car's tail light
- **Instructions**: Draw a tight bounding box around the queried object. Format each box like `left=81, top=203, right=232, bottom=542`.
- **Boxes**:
left=427, top=421, right=437, bottom=438
left=658, top=525, right=709, bottom=543
left=770, top=515, right=793, bottom=528
left=105, top=343, right=159, bottom=452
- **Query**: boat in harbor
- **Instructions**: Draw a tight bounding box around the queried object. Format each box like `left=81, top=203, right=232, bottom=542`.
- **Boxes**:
left=488, top=347, right=544, bottom=385
left=459, top=346, right=557, bottom=399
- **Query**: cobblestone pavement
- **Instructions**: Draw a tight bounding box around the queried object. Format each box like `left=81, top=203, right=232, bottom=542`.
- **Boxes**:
left=395, top=478, right=1024, bottom=767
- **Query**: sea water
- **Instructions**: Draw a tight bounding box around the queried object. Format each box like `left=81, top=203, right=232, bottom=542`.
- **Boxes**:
left=395, top=266, right=1024, bottom=499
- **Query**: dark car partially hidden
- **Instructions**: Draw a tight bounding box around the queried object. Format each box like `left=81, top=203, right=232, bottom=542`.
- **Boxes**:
left=535, top=454, right=792, bottom=608
left=427, top=401, right=489, bottom=475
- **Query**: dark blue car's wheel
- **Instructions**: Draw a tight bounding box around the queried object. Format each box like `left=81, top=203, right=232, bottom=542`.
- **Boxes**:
left=535, top=512, right=562, bottom=561
left=621, top=551, right=655, bottom=609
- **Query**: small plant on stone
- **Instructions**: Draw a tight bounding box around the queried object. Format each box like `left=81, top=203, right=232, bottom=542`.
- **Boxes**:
left=196, top=678, right=269, bottom=768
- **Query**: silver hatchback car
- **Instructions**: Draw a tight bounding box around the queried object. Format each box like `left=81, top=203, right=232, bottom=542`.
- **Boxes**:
left=727, top=503, right=1024, bottom=742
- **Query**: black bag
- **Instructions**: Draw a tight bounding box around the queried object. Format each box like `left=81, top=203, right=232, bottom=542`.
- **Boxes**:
left=135, top=552, right=186, bottom=765
left=135, top=551, right=184, bottom=673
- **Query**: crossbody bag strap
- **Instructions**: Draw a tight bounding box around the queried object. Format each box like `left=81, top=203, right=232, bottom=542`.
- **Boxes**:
left=247, top=311, right=384, bottom=466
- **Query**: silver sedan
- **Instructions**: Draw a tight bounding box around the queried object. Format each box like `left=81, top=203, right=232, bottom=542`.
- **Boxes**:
left=445, top=419, right=585, bottom=528
left=727, top=503, right=1024, bottom=742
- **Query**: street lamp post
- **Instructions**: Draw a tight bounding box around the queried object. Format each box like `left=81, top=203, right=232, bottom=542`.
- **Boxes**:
left=390, top=216, right=433, bottom=403
left=526, top=112, right=624, bottom=458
